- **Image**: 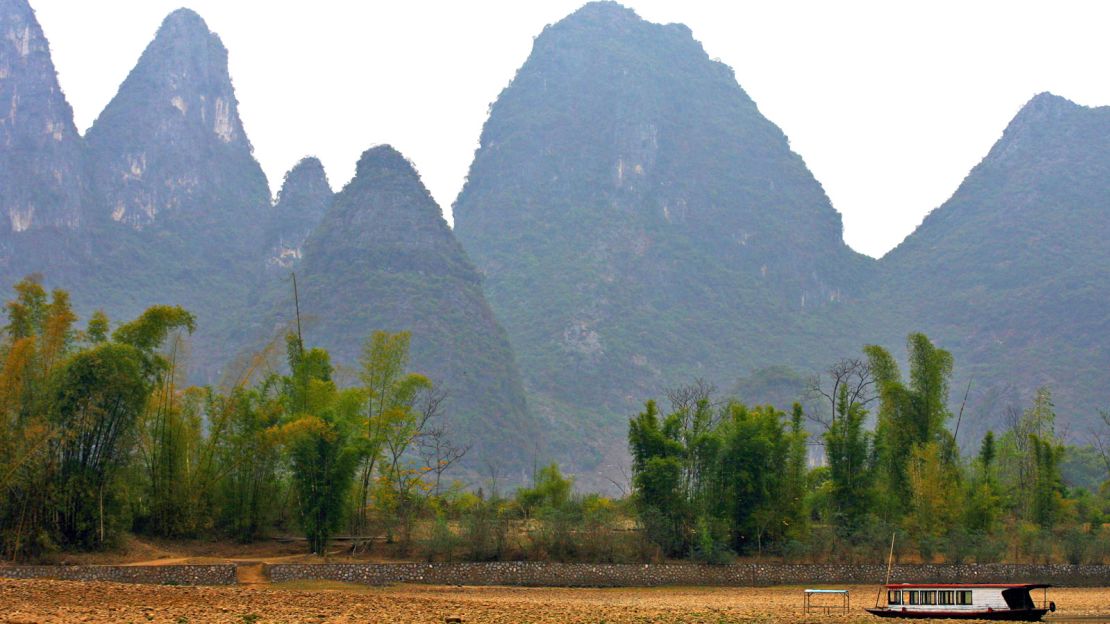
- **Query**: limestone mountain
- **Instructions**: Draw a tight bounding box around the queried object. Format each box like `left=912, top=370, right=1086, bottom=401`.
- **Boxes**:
left=266, top=157, right=332, bottom=271
left=453, top=1, right=871, bottom=471
left=76, top=8, right=271, bottom=379
left=0, top=0, right=87, bottom=279
left=0, top=5, right=272, bottom=382
left=280, top=146, right=535, bottom=471
left=0, top=0, right=83, bottom=232
left=872, top=93, right=1110, bottom=440
left=84, top=8, right=268, bottom=249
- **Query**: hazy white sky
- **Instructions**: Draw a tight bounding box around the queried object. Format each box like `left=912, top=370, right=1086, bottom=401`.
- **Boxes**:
left=31, top=1, right=1110, bottom=258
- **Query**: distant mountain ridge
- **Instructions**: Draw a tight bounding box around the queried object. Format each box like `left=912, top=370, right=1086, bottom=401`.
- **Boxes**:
left=453, top=0, right=872, bottom=471
left=2, top=0, right=1109, bottom=483
left=0, top=0, right=537, bottom=474
left=0, top=0, right=84, bottom=233
left=867, top=92, right=1110, bottom=443
left=281, top=145, right=535, bottom=469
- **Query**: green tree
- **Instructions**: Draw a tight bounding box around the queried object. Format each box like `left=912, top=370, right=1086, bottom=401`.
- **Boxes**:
left=866, top=333, right=954, bottom=518
left=628, top=399, right=688, bottom=556
left=282, top=334, right=360, bottom=555
left=714, top=402, right=788, bottom=555
left=517, top=463, right=573, bottom=516
left=780, top=404, right=809, bottom=541
left=1029, top=434, right=1065, bottom=529
left=285, top=411, right=359, bottom=555
left=50, top=305, right=194, bottom=548
left=824, top=384, right=874, bottom=530
left=0, top=278, right=77, bottom=558
left=963, top=430, right=1002, bottom=535
left=215, top=383, right=286, bottom=542
left=351, top=331, right=431, bottom=538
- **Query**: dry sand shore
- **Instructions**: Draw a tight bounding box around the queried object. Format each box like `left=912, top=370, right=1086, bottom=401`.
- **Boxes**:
left=1, top=579, right=1107, bottom=623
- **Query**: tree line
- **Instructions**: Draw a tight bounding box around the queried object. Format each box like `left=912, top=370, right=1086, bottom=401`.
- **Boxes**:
left=2, top=277, right=1107, bottom=564
left=0, top=277, right=468, bottom=560
left=629, top=334, right=1110, bottom=563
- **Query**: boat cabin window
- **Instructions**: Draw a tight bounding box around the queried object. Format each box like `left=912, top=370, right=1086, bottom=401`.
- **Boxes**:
left=908, top=590, right=920, bottom=605
left=923, top=591, right=937, bottom=605
left=888, top=591, right=902, bottom=605
left=956, top=590, right=973, bottom=605
left=938, top=590, right=955, bottom=605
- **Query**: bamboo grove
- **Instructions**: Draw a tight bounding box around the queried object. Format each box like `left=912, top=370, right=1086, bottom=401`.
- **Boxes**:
left=629, top=335, right=1110, bottom=564
left=0, top=277, right=467, bottom=560
left=1, top=277, right=1108, bottom=564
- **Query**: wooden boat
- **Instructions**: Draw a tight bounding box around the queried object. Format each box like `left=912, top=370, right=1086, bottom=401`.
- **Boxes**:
left=866, top=583, right=1055, bottom=621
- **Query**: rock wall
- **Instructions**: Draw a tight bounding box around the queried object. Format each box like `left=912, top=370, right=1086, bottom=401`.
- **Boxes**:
left=1, top=562, right=1107, bottom=587
left=0, top=564, right=236, bottom=585
left=267, top=562, right=1110, bottom=587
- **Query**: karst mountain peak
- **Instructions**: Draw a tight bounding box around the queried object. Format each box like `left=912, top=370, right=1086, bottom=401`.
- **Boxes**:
left=267, top=156, right=333, bottom=271
left=0, top=0, right=84, bottom=234
left=1, top=0, right=1109, bottom=488
left=454, top=0, right=869, bottom=474
left=271, top=144, right=536, bottom=472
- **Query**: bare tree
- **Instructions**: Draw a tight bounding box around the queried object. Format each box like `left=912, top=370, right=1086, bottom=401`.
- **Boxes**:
left=807, top=358, right=875, bottom=430
left=418, top=403, right=471, bottom=498
left=1089, top=410, right=1110, bottom=478
left=665, top=378, right=719, bottom=433
left=666, top=378, right=717, bottom=414
left=601, top=463, right=631, bottom=498
left=483, top=459, right=503, bottom=501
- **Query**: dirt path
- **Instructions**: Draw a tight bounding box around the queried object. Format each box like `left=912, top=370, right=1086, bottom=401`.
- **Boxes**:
left=235, top=563, right=268, bottom=586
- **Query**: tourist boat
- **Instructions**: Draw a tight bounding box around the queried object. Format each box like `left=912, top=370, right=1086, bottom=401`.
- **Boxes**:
left=866, top=583, right=1055, bottom=621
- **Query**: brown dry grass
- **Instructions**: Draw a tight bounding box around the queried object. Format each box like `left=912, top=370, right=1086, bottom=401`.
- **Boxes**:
left=1, top=580, right=1107, bottom=624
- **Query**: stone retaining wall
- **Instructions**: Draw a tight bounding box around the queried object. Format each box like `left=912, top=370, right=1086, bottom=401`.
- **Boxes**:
left=267, top=562, right=1110, bottom=588
left=1, top=562, right=1106, bottom=587
left=0, top=564, right=236, bottom=586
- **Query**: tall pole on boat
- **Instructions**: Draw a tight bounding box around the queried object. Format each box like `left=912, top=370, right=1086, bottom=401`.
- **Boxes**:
left=885, top=532, right=896, bottom=585
left=875, top=532, right=896, bottom=608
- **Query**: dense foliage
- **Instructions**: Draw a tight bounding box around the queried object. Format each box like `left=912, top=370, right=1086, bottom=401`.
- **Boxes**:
left=629, top=334, right=1110, bottom=563
left=0, top=279, right=475, bottom=560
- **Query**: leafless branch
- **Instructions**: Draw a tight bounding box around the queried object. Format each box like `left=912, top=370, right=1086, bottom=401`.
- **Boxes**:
left=666, top=378, right=717, bottom=414
left=806, top=358, right=875, bottom=430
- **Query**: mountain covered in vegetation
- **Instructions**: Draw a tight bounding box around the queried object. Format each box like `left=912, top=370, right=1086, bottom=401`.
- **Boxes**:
left=262, top=145, right=535, bottom=471
left=80, top=8, right=273, bottom=380
left=0, top=0, right=87, bottom=280
left=265, top=157, right=332, bottom=272
left=0, top=3, right=272, bottom=381
left=3, top=0, right=1110, bottom=485
left=0, top=1, right=537, bottom=474
left=453, top=1, right=872, bottom=470
left=868, top=93, right=1110, bottom=442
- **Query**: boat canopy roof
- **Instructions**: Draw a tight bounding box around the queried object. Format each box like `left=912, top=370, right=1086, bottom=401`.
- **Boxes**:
left=884, top=583, right=1051, bottom=590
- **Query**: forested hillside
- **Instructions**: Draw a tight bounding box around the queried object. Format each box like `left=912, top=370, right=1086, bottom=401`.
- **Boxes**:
left=866, top=93, right=1110, bottom=445
left=0, top=2, right=270, bottom=383
left=81, top=8, right=272, bottom=382
left=1, top=0, right=1109, bottom=493
left=250, top=146, right=535, bottom=472
left=0, top=0, right=535, bottom=475
left=453, top=1, right=872, bottom=473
